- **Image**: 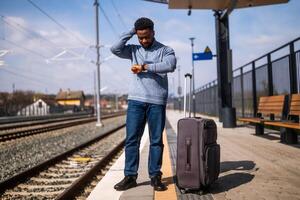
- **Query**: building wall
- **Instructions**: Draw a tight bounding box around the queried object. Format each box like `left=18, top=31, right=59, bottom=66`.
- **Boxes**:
left=57, top=100, right=81, bottom=106
left=18, top=99, right=49, bottom=116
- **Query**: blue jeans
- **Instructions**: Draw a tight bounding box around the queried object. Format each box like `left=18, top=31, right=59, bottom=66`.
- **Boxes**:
left=125, top=100, right=166, bottom=177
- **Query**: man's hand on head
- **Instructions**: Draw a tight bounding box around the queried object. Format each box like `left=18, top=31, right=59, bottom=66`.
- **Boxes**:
left=131, top=27, right=136, bottom=35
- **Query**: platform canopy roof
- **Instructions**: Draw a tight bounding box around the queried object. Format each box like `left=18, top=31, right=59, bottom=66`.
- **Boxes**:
left=144, top=0, right=289, bottom=10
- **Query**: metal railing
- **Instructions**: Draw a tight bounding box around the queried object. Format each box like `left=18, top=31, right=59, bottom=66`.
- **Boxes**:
left=172, top=36, right=300, bottom=118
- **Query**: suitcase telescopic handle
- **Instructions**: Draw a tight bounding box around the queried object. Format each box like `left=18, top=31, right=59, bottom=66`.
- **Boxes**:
left=184, top=73, right=192, bottom=118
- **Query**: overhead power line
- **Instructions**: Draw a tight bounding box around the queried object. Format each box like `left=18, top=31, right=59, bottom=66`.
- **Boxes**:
left=99, top=4, right=120, bottom=37
left=0, top=15, right=58, bottom=48
left=26, top=0, right=92, bottom=47
left=0, top=17, right=5, bottom=40
left=0, top=67, right=54, bottom=88
left=111, top=0, right=127, bottom=30
left=5, top=62, right=59, bottom=82
left=2, top=38, right=48, bottom=59
left=0, top=15, right=58, bottom=54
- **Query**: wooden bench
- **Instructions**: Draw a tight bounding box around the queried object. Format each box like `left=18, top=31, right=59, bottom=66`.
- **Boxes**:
left=238, top=95, right=288, bottom=136
left=264, top=94, right=300, bottom=144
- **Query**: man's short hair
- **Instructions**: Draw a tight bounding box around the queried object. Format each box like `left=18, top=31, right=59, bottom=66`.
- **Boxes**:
left=134, top=17, right=154, bottom=31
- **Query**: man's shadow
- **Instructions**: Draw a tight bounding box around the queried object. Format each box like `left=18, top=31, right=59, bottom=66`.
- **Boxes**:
left=136, top=160, right=257, bottom=193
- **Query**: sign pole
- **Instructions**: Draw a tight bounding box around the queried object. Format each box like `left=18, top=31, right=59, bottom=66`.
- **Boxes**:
left=189, top=37, right=196, bottom=117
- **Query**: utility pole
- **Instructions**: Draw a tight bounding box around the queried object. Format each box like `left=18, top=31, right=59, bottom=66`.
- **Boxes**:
left=189, top=37, right=196, bottom=117
left=94, top=0, right=103, bottom=126
left=177, top=65, right=182, bottom=111
left=172, top=76, right=175, bottom=97
left=93, top=70, right=97, bottom=116
left=115, top=93, right=119, bottom=112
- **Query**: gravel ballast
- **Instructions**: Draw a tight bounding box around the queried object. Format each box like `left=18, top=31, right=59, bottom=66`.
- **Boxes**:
left=0, top=116, right=126, bottom=182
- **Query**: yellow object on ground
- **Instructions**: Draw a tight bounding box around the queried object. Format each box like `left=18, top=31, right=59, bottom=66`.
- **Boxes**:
left=72, top=157, right=92, bottom=162
left=154, top=129, right=177, bottom=200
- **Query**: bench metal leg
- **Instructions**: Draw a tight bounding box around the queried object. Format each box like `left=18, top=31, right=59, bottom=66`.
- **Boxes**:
left=280, top=127, right=286, bottom=143
left=255, top=124, right=264, bottom=135
left=280, top=128, right=298, bottom=144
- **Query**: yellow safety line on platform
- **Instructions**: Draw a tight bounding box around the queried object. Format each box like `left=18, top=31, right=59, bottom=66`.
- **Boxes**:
left=155, top=129, right=177, bottom=200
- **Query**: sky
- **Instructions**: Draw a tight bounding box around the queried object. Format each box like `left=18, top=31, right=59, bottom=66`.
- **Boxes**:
left=0, top=0, right=299, bottom=96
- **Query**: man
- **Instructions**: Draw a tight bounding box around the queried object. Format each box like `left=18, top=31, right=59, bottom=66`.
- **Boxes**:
left=111, top=17, right=176, bottom=191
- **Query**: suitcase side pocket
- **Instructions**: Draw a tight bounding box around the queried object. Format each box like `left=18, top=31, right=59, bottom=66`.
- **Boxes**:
left=204, top=144, right=220, bottom=186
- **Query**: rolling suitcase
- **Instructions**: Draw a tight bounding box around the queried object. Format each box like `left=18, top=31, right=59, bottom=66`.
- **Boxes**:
left=176, top=73, right=220, bottom=192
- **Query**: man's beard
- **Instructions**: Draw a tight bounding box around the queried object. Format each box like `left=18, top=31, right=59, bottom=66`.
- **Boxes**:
left=141, top=40, right=153, bottom=49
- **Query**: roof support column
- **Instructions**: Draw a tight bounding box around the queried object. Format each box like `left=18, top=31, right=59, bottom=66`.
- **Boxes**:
left=214, top=10, right=236, bottom=128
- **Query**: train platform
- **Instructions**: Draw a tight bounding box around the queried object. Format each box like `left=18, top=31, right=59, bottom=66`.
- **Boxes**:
left=87, top=110, right=300, bottom=200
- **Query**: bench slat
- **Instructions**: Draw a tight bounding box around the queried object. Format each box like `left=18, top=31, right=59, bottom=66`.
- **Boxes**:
left=260, top=98, right=285, bottom=101
left=291, top=94, right=300, bottom=101
left=289, top=110, right=300, bottom=115
left=259, top=102, right=284, bottom=105
left=290, top=106, right=300, bottom=110
left=258, top=106, right=284, bottom=110
left=260, top=95, right=285, bottom=100
left=258, top=109, right=283, bottom=113
left=259, top=95, right=285, bottom=102
left=289, top=108, right=300, bottom=111
left=264, top=121, right=300, bottom=130
left=288, top=94, right=300, bottom=116
left=259, top=106, right=284, bottom=109
left=290, top=109, right=300, bottom=113
left=290, top=101, right=300, bottom=106
left=238, top=118, right=262, bottom=123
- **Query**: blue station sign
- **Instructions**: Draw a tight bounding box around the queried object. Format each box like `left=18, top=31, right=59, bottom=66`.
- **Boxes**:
left=192, top=46, right=213, bottom=61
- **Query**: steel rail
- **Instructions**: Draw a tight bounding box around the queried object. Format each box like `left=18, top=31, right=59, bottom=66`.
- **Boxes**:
left=0, top=122, right=126, bottom=193
left=0, top=114, right=91, bottom=131
left=0, top=112, right=125, bottom=142
left=56, top=139, right=125, bottom=200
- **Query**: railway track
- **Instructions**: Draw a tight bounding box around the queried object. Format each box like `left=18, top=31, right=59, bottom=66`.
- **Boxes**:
left=0, top=114, right=92, bottom=131
left=0, top=112, right=125, bottom=142
left=0, top=112, right=94, bottom=125
left=0, top=122, right=126, bottom=199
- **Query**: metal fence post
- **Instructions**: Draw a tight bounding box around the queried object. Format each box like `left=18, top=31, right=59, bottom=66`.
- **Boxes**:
left=214, top=81, right=218, bottom=116
left=267, top=54, right=274, bottom=96
left=289, top=42, right=298, bottom=94
left=240, top=68, right=245, bottom=117
left=252, top=62, right=257, bottom=117
left=208, top=82, right=212, bottom=114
